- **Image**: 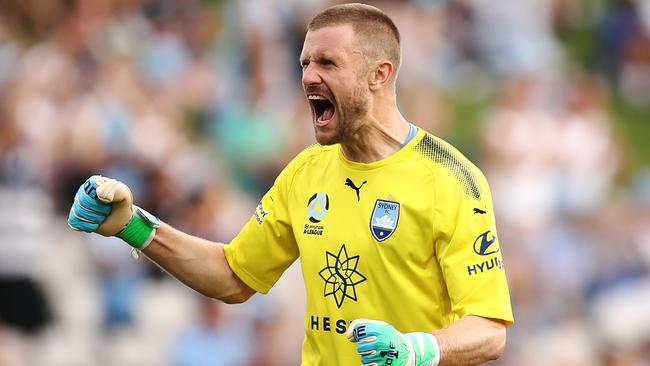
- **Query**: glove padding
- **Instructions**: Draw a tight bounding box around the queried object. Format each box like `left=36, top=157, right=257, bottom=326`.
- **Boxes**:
left=347, top=319, right=439, bottom=366
left=68, top=175, right=133, bottom=236
left=347, top=319, right=416, bottom=366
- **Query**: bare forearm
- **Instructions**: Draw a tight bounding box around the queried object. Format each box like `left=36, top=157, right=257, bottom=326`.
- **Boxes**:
left=142, top=223, right=255, bottom=303
left=434, top=316, right=506, bottom=366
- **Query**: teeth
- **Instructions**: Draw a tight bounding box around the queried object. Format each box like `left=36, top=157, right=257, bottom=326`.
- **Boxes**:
left=308, top=95, right=327, bottom=100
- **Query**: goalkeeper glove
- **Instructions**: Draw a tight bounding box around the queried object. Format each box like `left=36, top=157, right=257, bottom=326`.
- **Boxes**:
left=67, top=175, right=160, bottom=249
left=347, top=319, right=440, bottom=366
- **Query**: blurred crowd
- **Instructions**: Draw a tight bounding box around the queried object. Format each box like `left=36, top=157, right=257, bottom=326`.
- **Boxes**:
left=0, top=0, right=649, bottom=365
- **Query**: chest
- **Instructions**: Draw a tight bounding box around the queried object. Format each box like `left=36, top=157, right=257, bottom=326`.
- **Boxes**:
left=287, top=163, right=435, bottom=269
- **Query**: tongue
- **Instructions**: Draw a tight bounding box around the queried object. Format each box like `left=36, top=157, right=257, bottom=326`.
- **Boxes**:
left=320, top=106, right=334, bottom=121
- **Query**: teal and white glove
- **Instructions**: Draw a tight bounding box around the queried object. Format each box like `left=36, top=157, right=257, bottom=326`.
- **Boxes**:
left=68, top=175, right=160, bottom=250
left=347, top=319, right=440, bottom=366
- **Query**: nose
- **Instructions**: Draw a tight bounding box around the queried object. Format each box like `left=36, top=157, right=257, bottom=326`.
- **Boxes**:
left=302, top=63, right=322, bottom=86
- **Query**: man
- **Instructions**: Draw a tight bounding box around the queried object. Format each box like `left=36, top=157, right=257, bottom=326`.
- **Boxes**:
left=68, top=4, right=513, bottom=366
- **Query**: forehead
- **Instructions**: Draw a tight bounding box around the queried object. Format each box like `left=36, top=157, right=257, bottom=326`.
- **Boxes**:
left=300, top=25, right=357, bottom=59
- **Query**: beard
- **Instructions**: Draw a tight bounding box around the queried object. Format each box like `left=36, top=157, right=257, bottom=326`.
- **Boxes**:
left=315, top=81, right=371, bottom=146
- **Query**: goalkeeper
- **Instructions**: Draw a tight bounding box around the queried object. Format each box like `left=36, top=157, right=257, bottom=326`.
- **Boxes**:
left=68, top=3, right=513, bottom=366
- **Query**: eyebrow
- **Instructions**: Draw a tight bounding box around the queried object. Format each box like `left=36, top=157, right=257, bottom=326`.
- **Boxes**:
left=299, top=54, right=338, bottom=66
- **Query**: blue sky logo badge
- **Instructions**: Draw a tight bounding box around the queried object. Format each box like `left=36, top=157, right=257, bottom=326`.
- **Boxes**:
left=473, top=230, right=499, bottom=256
left=370, top=199, right=400, bottom=242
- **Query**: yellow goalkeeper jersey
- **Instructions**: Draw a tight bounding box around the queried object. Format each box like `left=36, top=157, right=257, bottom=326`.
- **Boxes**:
left=224, top=129, right=513, bottom=366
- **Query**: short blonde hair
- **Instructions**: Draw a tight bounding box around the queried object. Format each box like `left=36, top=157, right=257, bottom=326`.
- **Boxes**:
left=308, top=3, right=401, bottom=83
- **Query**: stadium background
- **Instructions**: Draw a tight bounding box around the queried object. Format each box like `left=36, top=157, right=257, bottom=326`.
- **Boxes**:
left=1, top=0, right=649, bottom=365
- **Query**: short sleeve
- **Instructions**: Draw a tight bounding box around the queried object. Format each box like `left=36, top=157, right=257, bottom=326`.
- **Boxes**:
left=223, top=155, right=304, bottom=294
left=434, top=168, right=514, bottom=326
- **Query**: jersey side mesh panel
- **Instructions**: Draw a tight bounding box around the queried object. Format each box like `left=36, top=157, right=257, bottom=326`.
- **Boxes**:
left=413, top=134, right=482, bottom=200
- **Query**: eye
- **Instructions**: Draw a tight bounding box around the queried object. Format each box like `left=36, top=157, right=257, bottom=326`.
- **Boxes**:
left=301, top=60, right=310, bottom=69
left=321, top=59, right=334, bottom=66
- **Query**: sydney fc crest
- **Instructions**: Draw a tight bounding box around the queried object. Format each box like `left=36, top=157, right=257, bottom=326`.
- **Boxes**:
left=370, top=199, right=400, bottom=242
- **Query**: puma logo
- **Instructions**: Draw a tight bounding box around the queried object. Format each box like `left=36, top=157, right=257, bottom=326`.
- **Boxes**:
left=473, top=208, right=487, bottom=214
left=345, top=178, right=367, bottom=201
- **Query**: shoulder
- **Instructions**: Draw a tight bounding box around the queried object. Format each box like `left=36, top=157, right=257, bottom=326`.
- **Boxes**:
left=408, top=132, right=487, bottom=201
left=293, top=143, right=332, bottom=162
left=277, top=143, right=335, bottom=185
left=286, top=143, right=334, bottom=170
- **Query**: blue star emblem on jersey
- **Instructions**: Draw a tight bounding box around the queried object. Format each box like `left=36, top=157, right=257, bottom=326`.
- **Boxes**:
left=318, top=244, right=367, bottom=308
left=370, top=199, right=400, bottom=242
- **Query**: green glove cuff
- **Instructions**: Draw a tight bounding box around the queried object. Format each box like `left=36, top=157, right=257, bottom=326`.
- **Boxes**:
left=406, top=332, right=440, bottom=366
left=116, top=206, right=160, bottom=249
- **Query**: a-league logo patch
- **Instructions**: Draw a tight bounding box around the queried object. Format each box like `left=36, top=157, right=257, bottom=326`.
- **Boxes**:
left=307, top=192, right=329, bottom=223
left=370, top=199, right=400, bottom=242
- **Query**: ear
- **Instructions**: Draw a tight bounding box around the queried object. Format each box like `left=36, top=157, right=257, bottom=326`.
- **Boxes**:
left=368, top=60, right=394, bottom=91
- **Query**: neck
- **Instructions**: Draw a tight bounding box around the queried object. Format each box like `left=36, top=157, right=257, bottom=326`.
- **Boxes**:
left=340, top=99, right=411, bottom=163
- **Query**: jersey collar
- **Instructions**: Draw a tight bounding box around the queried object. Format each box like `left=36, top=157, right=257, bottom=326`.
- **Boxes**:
left=336, top=127, right=425, bottom=171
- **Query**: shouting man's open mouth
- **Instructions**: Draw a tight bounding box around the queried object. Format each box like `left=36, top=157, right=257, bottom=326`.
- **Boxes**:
left=308, top=94, right=336, bottom=127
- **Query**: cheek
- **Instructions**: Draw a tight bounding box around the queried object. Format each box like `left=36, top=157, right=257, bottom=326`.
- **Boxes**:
left=347, top=83, right=370, bottom=113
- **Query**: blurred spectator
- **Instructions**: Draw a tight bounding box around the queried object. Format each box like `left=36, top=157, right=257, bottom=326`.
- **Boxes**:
left=480, top=75, right=559, bottom=233
left=171, top=297, right=277, bottom=366
left=469, top=0, right=562, bottom=76
left=593, top=0, right=650, bottom=105
left=555, top=74, right=621, bottom=215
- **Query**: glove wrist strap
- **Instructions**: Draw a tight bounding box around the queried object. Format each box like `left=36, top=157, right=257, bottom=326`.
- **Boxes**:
left=116, top=206, right=159, bottom=249
left=406, top=332, right=440, bottom=366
